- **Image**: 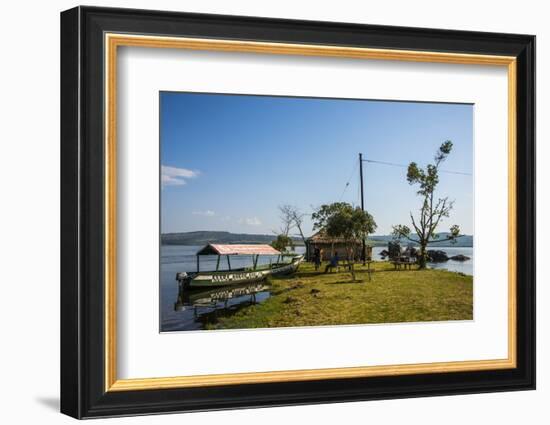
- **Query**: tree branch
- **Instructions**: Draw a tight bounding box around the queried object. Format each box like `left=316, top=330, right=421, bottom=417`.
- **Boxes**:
left=426, top=235, right=465, bottom=244
left=410, top=212, right=422, bottom=239
left=429, top=198, right=449, bottom=236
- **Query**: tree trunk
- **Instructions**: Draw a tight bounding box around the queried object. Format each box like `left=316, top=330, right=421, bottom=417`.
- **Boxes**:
left=418, top=241, right=428, bottom=269
left=295, top=223, right=308, bottom=259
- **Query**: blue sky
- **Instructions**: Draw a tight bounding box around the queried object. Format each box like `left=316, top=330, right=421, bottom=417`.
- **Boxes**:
left=160, top=92, right=473, bottom=236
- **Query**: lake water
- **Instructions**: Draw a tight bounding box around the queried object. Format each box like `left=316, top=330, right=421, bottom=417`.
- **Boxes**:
left=160, top=244, right=473, bottom=332
left=160, top=245, right=296, bottom=331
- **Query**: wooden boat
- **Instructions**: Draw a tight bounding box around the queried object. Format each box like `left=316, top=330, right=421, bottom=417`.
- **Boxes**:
left=175, top=243, right=304, bottom=288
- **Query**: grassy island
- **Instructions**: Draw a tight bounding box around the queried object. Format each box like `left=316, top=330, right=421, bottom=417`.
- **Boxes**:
left=206, top=262, right=473, bottom=330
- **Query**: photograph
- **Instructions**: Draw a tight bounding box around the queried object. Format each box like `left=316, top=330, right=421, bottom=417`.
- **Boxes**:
left=160, top=92, right=474, bottom=332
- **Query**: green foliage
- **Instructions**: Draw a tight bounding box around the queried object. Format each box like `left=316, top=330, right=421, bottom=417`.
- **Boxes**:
left=311, top=202, right=352, bottom=231
left=271, top=234, right=294, bottom=252
left=324, top=205, right=377, bottom=242
left=312, top=202, right=377, bottom=243
left=438, top=140, right=453, bottom=156
left=406, top=140, right=453, bottom=196
left=271, top=234, right=295, bottom=252
left=391, top=224, right=411, bottom=239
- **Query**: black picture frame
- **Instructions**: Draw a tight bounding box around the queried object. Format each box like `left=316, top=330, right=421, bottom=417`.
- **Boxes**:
left=61, top=5, right=535, bottom=419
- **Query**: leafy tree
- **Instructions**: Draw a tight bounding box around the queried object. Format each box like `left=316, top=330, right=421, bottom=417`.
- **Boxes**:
left=271, top=234, right=294, bottom=253
left=391, top=141, right=462, bottom=269
left=312, top=202, right=377, bottom=281
left=311, top=202, right=350, bottom=230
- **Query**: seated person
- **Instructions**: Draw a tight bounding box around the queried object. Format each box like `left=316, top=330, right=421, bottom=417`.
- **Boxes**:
left=324, top=251, right=340, bottom=273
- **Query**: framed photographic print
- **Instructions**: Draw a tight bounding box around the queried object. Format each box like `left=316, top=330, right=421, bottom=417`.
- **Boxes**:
left=60, top=6, right=535, bottom=419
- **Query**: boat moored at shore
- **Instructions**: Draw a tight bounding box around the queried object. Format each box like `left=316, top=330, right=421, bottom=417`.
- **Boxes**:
left=176, top=244, right=304, bottom=289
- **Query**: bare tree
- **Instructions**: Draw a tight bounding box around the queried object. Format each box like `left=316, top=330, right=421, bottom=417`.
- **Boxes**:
left=276, top=204, right=295, bottom=236
left=290, top=207, right=307, bottom=246
left=278, top=204, right=307, bottom=244
left=392, top=141, right=463, bottom=269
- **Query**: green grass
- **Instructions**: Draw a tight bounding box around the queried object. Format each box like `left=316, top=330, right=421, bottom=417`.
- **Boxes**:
left=207, top=262, right=473, bottom=330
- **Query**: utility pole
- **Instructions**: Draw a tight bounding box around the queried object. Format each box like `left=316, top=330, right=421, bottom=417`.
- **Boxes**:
left=359, top=153, right=366, bottom=265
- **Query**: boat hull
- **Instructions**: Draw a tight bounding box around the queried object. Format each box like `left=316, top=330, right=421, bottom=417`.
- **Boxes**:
left=178, top=256, right=304, bottom=288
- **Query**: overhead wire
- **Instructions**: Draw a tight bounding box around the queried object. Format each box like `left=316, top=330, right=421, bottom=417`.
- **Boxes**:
left=337, top=155, right=471, bottom=209
left=338, top=159, right=359, bottom=201
left=362, top=158, right=472, bottom=176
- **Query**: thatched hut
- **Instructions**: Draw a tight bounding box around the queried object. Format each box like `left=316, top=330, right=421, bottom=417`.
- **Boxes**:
left=305, top=232, right=367, bottom=262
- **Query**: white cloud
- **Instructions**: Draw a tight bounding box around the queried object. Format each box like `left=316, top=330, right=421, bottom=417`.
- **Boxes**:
left=239, top=216, right=262, bottom=226
left=162, top=174, right=186, bottom=186
left=192, top=210, right=216, bottom=217
left=161, top=165, right=199, bottom=187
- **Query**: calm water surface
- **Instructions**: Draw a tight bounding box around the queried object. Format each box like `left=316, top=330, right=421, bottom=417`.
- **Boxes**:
left=160, top=244, right=473, bottom=332
left=160, top=245, right=305, bottom=332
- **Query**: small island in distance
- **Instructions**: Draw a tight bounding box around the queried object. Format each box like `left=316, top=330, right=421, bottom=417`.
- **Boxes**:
left=161, top=230, right=473, bottom=247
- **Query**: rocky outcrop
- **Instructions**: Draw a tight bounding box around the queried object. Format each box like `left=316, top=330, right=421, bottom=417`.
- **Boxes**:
left=403, top=246, right=418, bottom=258
left=450, top=254, right=471, bottom=261
left=427, top=250, right=449, bottom=262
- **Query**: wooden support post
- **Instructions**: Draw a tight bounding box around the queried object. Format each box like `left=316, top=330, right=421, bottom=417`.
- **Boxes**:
left=216, top=255, right=220, bottom=271
left=227, top=255, right=231, bottom=271
left=196, top=255, right=200, bottom=273
left=359, top=153, right=366, bottom=266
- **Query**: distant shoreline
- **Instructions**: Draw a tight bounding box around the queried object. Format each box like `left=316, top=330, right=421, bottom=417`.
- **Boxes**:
left=160, top=231, right=473, bottom=248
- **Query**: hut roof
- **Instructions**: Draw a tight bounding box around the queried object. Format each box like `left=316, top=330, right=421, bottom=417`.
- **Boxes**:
left=306, top=232, right=361, bottom=244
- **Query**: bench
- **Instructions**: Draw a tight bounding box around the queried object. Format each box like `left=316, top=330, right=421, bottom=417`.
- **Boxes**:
left=391, top=257, right=416, bottom=270
left=325, top=261, right=374, bottom=281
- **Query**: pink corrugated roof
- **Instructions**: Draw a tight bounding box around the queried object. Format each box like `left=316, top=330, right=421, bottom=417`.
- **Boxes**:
left=196, top=244, right=281, bottom=256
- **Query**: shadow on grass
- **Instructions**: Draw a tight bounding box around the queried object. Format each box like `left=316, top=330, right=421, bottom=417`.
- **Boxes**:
left=325, top=276, right=371, bottom=284
left=272, top=270, right=326, bottom=280
left=364, top=268, right=422, bottom=274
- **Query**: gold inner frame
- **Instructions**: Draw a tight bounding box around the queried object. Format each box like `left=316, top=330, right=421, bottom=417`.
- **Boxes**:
left=104, top=33, right=517, bottom=392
